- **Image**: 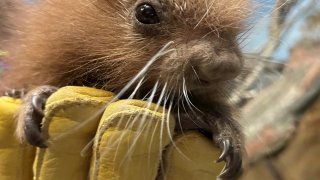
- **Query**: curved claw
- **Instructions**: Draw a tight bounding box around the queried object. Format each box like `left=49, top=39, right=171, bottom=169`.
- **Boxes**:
left=218, top=150, right=242, bottom=179
left=22, top=86, right=57, bottom=148
left=23, top=95, right=47, bottom=148
left=32, top=95, right=46, bottom=116
left=216, top=138, right=231, bottom=163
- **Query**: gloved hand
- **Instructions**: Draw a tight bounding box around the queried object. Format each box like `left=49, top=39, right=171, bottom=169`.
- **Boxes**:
left=0, top=86, right=225, bottom=180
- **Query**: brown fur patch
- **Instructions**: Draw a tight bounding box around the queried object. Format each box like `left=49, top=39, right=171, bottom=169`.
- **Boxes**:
left=1, top=0, right=250, bottom=96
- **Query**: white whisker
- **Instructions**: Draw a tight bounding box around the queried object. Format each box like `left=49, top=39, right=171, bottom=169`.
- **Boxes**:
left=147, top=80, right=159, bottom=103
left=194, top=0, right=216, bottom=29
left=128, top=76, right=145, bottom=99
left=176, top=105, right=185, bottom=136
left=115, top=79, right=163, bottom=171
left=166, top=100, right=191, bottom=161
left=154, top=82, right=168, bottom=111
left=158, top=95, right=168, bottom=178
left=182, top=77, right=202, bottom=113
left=55, top=41, right=175, bottom=147
left=191, top=65, right=201, bottom=83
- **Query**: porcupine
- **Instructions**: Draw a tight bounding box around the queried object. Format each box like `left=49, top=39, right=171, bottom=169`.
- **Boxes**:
left=1, top=0, right=251, bottom=179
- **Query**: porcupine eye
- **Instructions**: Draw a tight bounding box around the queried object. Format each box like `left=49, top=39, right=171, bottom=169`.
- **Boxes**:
left=135, top=4, right=160, bottom=24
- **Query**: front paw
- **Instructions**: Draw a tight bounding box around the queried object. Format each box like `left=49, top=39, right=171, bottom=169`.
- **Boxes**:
left=215, top=136, right=242, bottom=179
left=15, top=86, right=58, bottom=148
left=208, top=117, right=244, bottom=180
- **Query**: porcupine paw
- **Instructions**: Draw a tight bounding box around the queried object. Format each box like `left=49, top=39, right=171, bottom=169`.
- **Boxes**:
left=16, top=86, right=58, bottom=148
left=214, top=128, right=243, bottom=179
left=4, top=88, right=27, bottom=99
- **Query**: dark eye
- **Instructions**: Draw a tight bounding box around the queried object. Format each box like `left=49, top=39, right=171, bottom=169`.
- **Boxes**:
left=135, top=4, right=160, bottom=24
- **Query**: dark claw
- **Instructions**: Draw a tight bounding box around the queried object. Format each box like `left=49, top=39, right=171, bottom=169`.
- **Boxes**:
left=208, top=115, right=244, bottom=179
left=32, top=95, right=46, bottom=116
left=24, top=95, right=48, bottom=148
left=219, top=168, right=229, bottom=179
left=22, top=86, right=57, bottom=148
left=216, top=138, right=231, bottom=163
left=218, top=148, right=242, bottom=179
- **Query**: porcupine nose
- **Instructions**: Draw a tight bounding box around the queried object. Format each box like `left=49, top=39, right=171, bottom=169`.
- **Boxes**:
left=188, top=42, right=243, bottom=83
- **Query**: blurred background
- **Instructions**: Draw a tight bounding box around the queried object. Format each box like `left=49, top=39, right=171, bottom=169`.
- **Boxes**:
left=1, top=0, right=320, bottom=179
left=235, top=0, right=320, bottom=179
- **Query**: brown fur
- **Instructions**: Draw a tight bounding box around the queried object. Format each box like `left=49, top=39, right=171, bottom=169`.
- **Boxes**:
left=0, top=0, right=18, bottom=45
left=1, top=0, right=250, bottom=95
left=2, top=0, right=250, bottom=158
left=2, top=1, right=251, bottom=177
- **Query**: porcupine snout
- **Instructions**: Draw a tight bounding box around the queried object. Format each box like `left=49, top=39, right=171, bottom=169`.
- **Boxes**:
left=185, top=40, right=243, bottom=85
left=160, top=39, right=243, bottom=90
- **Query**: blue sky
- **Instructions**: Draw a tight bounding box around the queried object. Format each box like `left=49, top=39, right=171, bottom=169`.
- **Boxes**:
left=243, top=0, right=318, bottom=61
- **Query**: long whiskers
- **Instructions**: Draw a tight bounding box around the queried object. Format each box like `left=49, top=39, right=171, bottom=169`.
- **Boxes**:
left=116, top=80, right=162, bottom=170
left=166, top=98, right=192, bottom=161
left=182, top=77, right=203, bottom=113
left=52, top=41, right=174, bottom=148
left=128, top=76, right=145, bottom=99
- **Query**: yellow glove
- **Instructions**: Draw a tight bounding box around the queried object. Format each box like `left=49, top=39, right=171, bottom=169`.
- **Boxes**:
left=0, top=97, right=34, bottom=180
left=0, top=86, right=224, bottom=180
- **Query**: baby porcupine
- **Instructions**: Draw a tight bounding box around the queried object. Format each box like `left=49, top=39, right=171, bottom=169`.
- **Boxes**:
left=1, top=0, right=251, bottom=179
